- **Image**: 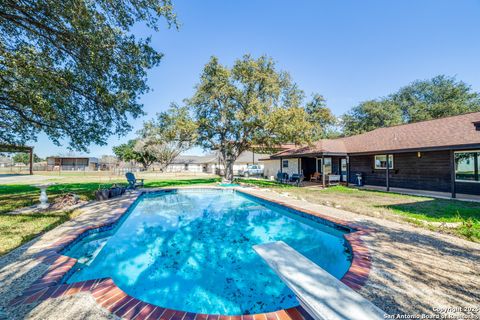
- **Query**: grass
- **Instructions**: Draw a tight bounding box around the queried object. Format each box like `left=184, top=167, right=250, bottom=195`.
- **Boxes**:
left=0, top=177, right=220, bottom=255
left=0, top=210, right=83, bottom=256
left=237, top=179, right=480, bottom=242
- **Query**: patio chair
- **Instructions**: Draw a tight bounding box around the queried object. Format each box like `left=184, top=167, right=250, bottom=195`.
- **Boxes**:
left=276, top=171, right=284, bottom=183
left=276, top=172, right=289, bottom=184
left=310, top=172, right=321, bottom=182
left=126, top=172, right=144, bottom=189
left=289, top=173, right=304, bottom=187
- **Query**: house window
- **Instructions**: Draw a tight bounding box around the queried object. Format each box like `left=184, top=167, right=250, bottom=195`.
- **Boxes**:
left=184, top=163, right=189, bottom=171
left=282, top=160, right=289, bottom=168
left=455, top=151, right=479, bottom=182
left=374, top=155, right=394, bottom=170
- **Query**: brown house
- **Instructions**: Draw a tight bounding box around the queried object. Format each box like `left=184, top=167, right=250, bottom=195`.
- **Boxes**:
left=266, top=112, right=480, bottom=197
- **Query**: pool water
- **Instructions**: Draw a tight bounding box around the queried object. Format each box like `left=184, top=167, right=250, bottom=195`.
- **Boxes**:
left=63, top=189, right=351, bottom=315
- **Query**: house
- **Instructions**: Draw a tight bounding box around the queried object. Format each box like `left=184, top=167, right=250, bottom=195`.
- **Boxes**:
left=0, top=156, right=12, bottom=168
left=164, top=151, right=272, bottom=175
left=164, top=155, right=218, bottom=173
left=47, top=156, right=99, bottom=171
left=264, top=112, right=480, bottom=197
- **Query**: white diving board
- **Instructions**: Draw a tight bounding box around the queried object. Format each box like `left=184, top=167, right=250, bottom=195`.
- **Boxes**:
left=253, top=241, right=384, bottom=320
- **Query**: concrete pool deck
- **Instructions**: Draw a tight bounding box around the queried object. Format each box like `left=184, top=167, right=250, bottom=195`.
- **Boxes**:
left=0, top=186, right=479, bottom=319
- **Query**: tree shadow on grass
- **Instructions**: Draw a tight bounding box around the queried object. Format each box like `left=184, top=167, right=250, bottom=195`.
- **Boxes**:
left=381, top=199, right=480, bottom=221
left=377, top=198, right=480, bottom=241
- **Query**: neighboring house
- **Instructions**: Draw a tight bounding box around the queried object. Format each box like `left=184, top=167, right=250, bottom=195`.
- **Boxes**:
left=47, top=157, right=99, bottom=171
left=164, top=151, right=273, bottom=175
left=263, top=112, right=480, bottom=197
left=164, top=155, right=218, bottom=173
left=229, top=151, right=271, bottom=175
left=0, top=156, right=12, bottom=168
left=99, top=156, right=118, bottom=171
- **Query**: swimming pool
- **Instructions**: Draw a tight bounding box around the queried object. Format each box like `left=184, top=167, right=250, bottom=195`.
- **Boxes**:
left=62, top=189, right=352, bottom=315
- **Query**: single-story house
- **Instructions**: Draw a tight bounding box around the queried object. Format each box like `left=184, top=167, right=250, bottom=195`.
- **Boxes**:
left=164, top=155, right=218, bottom=173
left=0, top=156, right=12, bottom=168
left=47, top=156, right=99, bottom=171
left=263, top=112, right=480, bottom=197
left=164, top=151, right=272, bottom=175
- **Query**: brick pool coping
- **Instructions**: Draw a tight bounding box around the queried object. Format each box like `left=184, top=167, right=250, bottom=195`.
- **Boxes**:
left=8, top=187, right=373, bottom=320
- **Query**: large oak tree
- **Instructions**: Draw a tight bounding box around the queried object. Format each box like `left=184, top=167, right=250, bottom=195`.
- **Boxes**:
left=0, top=0, right=176, bottom=150
left=187, top=55, right=329, bottom=181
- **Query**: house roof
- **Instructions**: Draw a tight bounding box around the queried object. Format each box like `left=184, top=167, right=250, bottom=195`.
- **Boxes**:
left=234, top=151, right=272, bottom=163
left=172, top=151, right=273, bottom=164
left=171, top=155, right=217, bottom=164
left=271, top=112, right=480, bottom=158
left=47, top=156, right=99, bottom=162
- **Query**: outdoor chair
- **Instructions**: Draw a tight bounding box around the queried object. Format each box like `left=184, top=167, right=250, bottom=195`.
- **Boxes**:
left=276, top=172, right=289, bottom=184
left=276, top=171, right=283, bottom=183
left=310, top=172, right=321, bottom=182
left=126, top=172, right=144, bottom=189
left=289, top=173, right=304, bottom=187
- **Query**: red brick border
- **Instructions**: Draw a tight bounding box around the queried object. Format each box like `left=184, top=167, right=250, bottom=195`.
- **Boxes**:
left=8, top=188, right=372, bottom=320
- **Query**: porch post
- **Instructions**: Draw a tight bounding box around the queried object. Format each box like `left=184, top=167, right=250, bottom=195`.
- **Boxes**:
left=29, top=148, right=33, bottom=175
left=346, top=156, right=349, bottom=187
left=315, top=157, right=318, bottom=172
left=298, top=158, right=301, bottom=174
left=386, top=154, right=390, bottom=191
left=322, top=155, right=326, bottom=186
left=280, top=157, right=283, bottom=173
left=450, top=151, right=456, bottom=198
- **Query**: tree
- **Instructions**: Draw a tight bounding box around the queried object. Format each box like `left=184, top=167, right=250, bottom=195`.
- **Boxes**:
left=112, top=138, right=158, bottom=170
left=342, top=100, right=403, bottom=135
left=12, top=152, right=42, bottom=164
left=0, top=0, right=176, bottom=151
left=140, top=103, right=197, bottom=170
left=113, top=104, right=197, bottom=170
left=342, top=75, right=480, bottom=135
left=113, top=140, right=138, bottom=163
left=187, top=55, right=325, bottom=181
left=392, top=75, right=480, bottom=122
left=305, top=93, right=338, bottom=139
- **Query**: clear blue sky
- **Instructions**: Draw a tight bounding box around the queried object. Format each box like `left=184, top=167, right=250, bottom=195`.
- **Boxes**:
left=34, top=0, right=480, bottom=158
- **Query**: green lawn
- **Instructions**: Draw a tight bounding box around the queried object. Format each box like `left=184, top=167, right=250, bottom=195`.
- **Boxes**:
left=237, top=178, right=480, bottom=242
left=0, top=177, right=220, bottom=255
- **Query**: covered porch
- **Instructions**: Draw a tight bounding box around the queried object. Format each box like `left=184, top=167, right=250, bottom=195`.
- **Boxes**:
left=276, top=153, right=349, bottom=187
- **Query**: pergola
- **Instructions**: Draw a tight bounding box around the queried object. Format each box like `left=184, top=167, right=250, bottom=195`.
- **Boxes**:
left=0, top=144, right=34, bottom=175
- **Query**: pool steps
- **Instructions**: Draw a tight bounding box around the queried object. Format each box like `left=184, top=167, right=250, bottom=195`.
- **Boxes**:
left=253, top=241, right=384, bottom=320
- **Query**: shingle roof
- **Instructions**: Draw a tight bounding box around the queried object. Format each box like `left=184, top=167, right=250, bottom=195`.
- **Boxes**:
left=271, top=112, right=480, bottom=158
left=171, top=155, right=217, bottom=164
left=235, top=151, right=272, bottom=163
left=172, top=151, right=271, bottom=164
left=271, top=140, right=347, bottom=158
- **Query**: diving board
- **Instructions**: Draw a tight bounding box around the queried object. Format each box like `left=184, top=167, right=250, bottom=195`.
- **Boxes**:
left=253, top=241, right=384, bottom=320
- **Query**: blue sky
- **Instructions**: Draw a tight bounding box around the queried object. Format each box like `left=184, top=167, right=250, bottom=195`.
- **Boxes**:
left=34, top=0, right=480, bottom=158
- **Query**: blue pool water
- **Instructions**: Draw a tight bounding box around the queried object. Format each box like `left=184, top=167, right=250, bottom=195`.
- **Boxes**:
left=63, top=189, right=351, bottom=315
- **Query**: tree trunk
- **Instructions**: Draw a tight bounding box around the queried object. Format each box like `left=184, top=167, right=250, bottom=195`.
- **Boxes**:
left=225, top=159, right=234, bottom=182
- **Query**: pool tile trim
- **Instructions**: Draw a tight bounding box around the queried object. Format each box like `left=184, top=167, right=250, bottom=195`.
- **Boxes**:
left=8, top=187, right=372, bottom=320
